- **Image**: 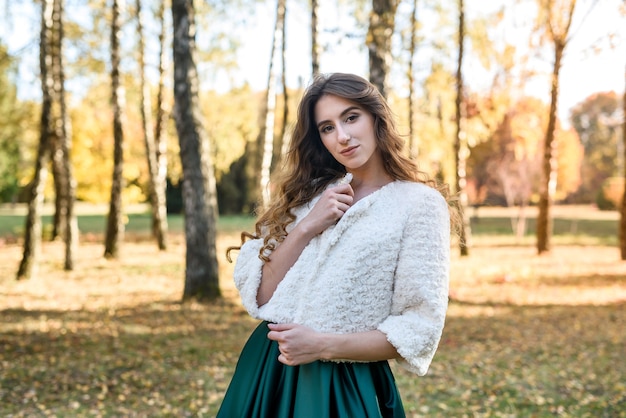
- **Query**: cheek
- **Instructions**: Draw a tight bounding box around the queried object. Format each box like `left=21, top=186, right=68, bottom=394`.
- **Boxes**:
left=320, top=136, right=334, bottom=153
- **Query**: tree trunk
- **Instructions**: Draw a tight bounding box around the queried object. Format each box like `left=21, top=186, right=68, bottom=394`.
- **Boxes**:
left=367, top=0, right=399, bottom=98
left=17, top=0, right=54, bottom=280
left=49, top=0, right=76, bottom=261
left=53, top=0, right=77, bottom=270
left=49, top=0, right=64, bottom=242
left=536, top=0, right=576, bottom=255
left=172, top=0, right=221, bottom=301
left=51, top=152, right=64, bottom=241
left=536, top=43, right=562, bottom=254
left=311, top=0, right=320, bottom=77
left=619, top=59, right=626, bottom=260
left=454, top=0, right=471, bottom=256
left=136, top=0, right=167, bottom=250
left=104, top=0, right=125, bottom=259
left=407, top=0, right=418, bottom=159
left=259, top=0, right=286, bottom=208
left=154, top=0, right=170, bottom=249
left=275, top=0, right=289, bottom=170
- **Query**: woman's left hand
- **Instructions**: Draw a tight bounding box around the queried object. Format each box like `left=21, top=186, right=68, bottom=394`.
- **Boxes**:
left=267, top=323, right=325, bottom=366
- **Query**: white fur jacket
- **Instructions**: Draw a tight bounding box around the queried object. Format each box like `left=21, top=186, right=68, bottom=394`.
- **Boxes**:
left=233, top=180, right=451, bottom=376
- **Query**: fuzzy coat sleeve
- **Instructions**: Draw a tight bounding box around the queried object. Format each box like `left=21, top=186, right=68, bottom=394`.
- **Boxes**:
left=232, top=202, right=314, bottom=318
left=377, top=187, right=451, bottom=375
left=232, top=238, right=265, bottom=318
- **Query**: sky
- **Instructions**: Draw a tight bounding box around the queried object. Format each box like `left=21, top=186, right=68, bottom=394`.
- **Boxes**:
left=231, top=0, right=626, bottom=124
left=2, top=0, right=625, bottom=125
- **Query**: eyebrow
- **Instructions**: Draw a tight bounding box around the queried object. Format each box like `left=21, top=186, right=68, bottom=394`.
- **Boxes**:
left=316, top=106, right=361, bottom=130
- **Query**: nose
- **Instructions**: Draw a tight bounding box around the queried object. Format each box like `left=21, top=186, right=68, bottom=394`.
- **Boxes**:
left=337, top=125, right=350, bottom=144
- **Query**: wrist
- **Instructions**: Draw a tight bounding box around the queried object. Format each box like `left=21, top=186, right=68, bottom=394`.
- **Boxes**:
left=293, top=220, right=319, bottom=240
left=318, top=332, right=340, bottom=361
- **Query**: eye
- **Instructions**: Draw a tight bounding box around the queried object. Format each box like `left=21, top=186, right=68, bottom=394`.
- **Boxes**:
left=320, top=125, right=334, bottom=134
left=346, top=114, right=359, bottom=123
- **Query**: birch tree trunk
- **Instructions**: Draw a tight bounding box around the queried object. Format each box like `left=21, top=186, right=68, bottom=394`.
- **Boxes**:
left=311, top=0, right=320, bottom=77
left=154, top=0, right=170, bottom=247
left=407, top=0, right=418, bottom=159
left=367, top=0, right=399, bottom=98
left=53, top=0, right=77, bottom=270
left=136, top=0, right=168, bottom=250
left=51, top=152, right=64, bottom=241
left=172, top=0, right=221, bottom=301
left=49, top=3, right=65, bottom=244
left=47, top=0, right=76, bottom=268
left=17, top=0, right=54, bottom=280
left=259, top=0, right=286, bottom=208
left=48, top=0, right=65, bottom=240
left=454, top=0, right=471, bottom=256
left=104, top=0, right=126, bottom=259
left=275, top=0, right=289, bottom=170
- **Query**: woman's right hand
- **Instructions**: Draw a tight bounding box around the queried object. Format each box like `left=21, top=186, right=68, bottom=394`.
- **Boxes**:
left=299, top=184, right=354, bottom=235
left=257, top=183, right=353, bottom=306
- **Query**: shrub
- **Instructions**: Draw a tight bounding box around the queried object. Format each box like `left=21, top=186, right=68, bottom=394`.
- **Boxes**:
left=596, top=177, right=624, bottom=210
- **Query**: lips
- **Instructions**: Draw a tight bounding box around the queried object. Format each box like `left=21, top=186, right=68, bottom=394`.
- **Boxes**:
left=340, top=145, right=359, bottom=156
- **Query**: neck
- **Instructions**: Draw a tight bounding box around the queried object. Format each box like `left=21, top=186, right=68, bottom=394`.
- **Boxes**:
left=348, top=169, right=393, bottom=201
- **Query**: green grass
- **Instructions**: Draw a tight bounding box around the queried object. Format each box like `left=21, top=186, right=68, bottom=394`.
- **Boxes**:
left=0, top=207, right=618, bottom=245
left=0, top=213, right=256, bottom=239
left=468, top=216, right=618, bottom=246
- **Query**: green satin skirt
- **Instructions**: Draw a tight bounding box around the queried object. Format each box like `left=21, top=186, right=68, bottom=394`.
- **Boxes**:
left=216, top=321, right=406, bottom=418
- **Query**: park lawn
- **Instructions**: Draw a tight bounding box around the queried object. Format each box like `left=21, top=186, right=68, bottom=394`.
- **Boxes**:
left=0, top=203, right=619, bottom=245
left=0, top=212, right=256, bottom=242
left=0, top=210, right=625, bottom=417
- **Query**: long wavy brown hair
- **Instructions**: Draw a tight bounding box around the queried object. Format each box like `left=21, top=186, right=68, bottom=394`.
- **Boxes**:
left=228, top=73, right=457, bottom=262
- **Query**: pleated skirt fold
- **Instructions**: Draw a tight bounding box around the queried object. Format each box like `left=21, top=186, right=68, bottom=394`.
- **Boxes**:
left=216, top=321, right=406, bottom=418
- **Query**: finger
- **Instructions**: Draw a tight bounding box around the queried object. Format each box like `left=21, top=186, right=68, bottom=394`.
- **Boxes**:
left=267, top=324, right=295, bottom=341
left=331, top=201, right=352, bottom=219
left=336, top=201, right=351, bottom=212
left=277, top=353, right=291, bottom=365
left=335, top=193, right=353, bottom=206
left=267, top=323, right=294, bottom=332
left=333, top=183, right=354, bottom=197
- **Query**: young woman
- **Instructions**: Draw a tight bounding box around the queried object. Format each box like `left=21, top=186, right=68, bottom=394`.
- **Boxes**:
left=217, top=73, right=457, bottom=418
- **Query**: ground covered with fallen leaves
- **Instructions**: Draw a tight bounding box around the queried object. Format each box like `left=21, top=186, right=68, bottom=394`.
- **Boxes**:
left=1, top=217, right=625, bottom=417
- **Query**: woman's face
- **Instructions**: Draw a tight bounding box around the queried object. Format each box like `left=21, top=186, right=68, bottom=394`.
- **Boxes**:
left=314, top=94, right=383, bottom=174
